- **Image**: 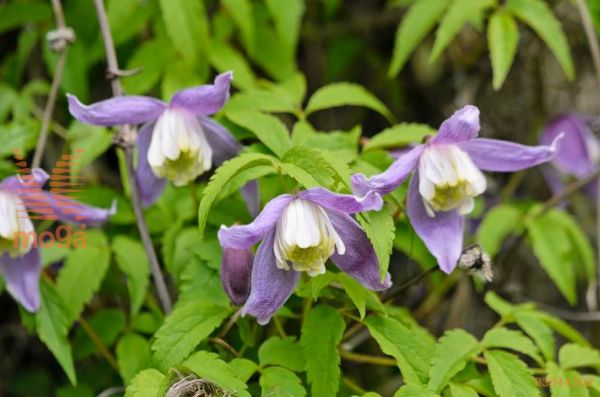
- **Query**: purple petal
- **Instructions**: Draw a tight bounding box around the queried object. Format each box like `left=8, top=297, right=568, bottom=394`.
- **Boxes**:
left=431, top=105, right=480, bottom=144
left=351, top=144, right=424, bottom=196
left=218, top=194, right=294, bottom=249
left=540, top=115, right=598, bottom=178
left=240, top=180, right=260, bottom=217
left=0, top=248, right=41, bottom=312
left=326, top=210, right=391, bottom=291
left=170, top=72, right=233, bottom=116
left=459, top=134, right=563, bottom=172
left=407, top=172, right=463, bottom=273
left=298, top=187, right=383, bottom=214
left=67, top=94, right=166, bottom=126
left=136, top=122, right=167, bottom=207
left=221, top=247, right=254, bottom=306
left=200, top=116, right=241, bottom=166
left=1, top=168, right=49, bottom=192
left=24, top=193, right=116, bottom=226
left=241, top=229, right=300, bottom=325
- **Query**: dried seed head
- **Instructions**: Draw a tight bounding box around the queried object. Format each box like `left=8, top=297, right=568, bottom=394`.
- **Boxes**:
left=166, top=372, right=230, bottom=397
left=458, top=244, right=493, bottom=282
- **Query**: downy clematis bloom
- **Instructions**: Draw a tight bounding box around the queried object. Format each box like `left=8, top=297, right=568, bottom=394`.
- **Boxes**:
left=67, top=72, right=257, bottom=213
left=539, top=114, right=599, bottom=198
left=352, top=105, right=562, bottom=273
left=0, top=169, right=114, bottom=312
left=218, top=188, right=391, bottom=324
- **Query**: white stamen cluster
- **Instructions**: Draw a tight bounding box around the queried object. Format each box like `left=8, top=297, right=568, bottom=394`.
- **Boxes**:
left=274, top=199, right=345, bottom=276
left=418, top=144, right=486, bottom=217
left=148, top=108, right=212, bottom=186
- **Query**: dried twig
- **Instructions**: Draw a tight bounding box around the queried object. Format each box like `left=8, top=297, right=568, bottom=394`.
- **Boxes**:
left=92, top=0, right=172, bottom=313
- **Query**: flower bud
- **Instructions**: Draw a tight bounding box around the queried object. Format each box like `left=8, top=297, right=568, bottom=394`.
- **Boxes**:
left=220, top=247, right=253, bottom=305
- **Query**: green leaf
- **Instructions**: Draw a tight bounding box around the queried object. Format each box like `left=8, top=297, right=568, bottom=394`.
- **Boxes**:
left=264, top=0, right=305, bottom=55
left=158, top=0, right=209, bottom=66
left=123, top=39, right=172, bottom=94
left=66, top=123, right=112, bottom=175
left=547, top=362, right=591, bottom=397
left=281, top=146, right=336, bottom=188
left=72, top=309, right=126, bottom=361
left=449, top=383, right=479, bottom=397
left=152, top=301, right=231, bottom=371
left=506, top=0, right=574, bottom=80
left=484, top=350, right=540, bottom=397
left=365, top=316, right=434, bottom=384
left=112, top=236, right=150, bottom=315
left=116, top=333, right=152, bottom=384
left=537, top=311, right=590, bottom=347
left=260, top=366, right=307, bottom=397
left=301, top=305, right=345, bottom=397
left=394, top=384, right=440, bottom=397
left=388, top=0, right=448, bottom=76
left=55, top=231, right=110, bottom=324
left=358, top=206, right=395, bottom=280
left=364, top=123, right=435, bottom=151
left=107, top=0, right=152, bottom=45
left=477, top=204, right=523, bottom=257
left=0, top=0, right=51, bottom=34
left=428, top=329, right=480, bottom=392
left=488, top=10, right=519, bottom=90
left=305, top=82, right=394, bottom=123
left=229, top=358, right=258, bottom=382
left=209, top=42, right=257, bottom=90
left=339, top=273, right=368, bottom=319
left=526, top=212, right=576, bottom=304
left=430, top=0, right=495, bottom=61
left=559, top=344, right=600, bottom=369
left=123, top=369, right=166, bottom=397
left=514, top=311, right=555, bottom=361
left=482, top=328, right=543, bottom=365
left=221, top=0, right=255, bottom=52
left=35, top=280, right=76, bottom=385
left=226, top=111, right=292, bottom=157
left=259, top=336, right=306, bottom=372
left=198, top=152, right=278, bottom=237
left=182, top=351, right=251, bottom=397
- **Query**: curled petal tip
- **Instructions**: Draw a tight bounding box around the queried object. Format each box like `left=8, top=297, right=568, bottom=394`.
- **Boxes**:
left=351, top=173, right=370, bottom=196
left=359, top=190, right=383, bottom=211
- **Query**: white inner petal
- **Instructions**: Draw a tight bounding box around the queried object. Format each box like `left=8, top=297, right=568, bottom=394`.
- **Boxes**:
left=0, top=191, right=34, bottom=255
left=148, top=108, right=213, bottom=186
left=274, top=199, right=344, bottom=276
left=418, top=144, right=486, bottom=217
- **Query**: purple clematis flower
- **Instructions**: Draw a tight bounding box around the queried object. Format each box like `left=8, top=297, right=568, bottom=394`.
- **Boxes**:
left=352, top=105, right=562, bottom=273
left=539, top=114, right=599, bottom=198
left=67, top=72, right=257, bottom=213
left=218, top=188, right=391, bottom=324
left=0, top=169, right=114, bottom=312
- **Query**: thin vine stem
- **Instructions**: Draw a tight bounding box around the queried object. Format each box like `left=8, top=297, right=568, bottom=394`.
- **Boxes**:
left=92, top=0, right=172, bottom=313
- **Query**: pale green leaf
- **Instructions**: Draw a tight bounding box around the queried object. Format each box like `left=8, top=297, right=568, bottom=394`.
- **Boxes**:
left=229, top=358, right=258, bottom=382
left=66, top=123, right=112, bottom=175
left=428, top=329, right=480, bottom=392
left=358, top=206, right=395, bottom=280
left=482, top=328, right=543, bottom=365
left=123, top=369, right=165, bottom=397
left=221, top=0, right=255, bottom=52
left=484, top=350, right=540, bottom=397
left=107, top=0, right=152, bottom=45
left=488, top=10, right=519, bottom=90
left=305, top=83, right=394, bottom=122
left=112, top=236, right=150, bottom=315
left=116, top=333, right=152, bottom=384
left=182, top=351, right=251, bottom=397
left=260, top=366, right=307, bottom=397
left=265, top=0, right=304, bottom=55
left=365, top=316, right=433, bottom=384
left=123, top=39, right=172, bottom=94
left=55, top=231, right=110, bottom=324
left=507, top=0, right=574, bottom=80
left=449, top=383, right=479, bottom=397
left=158, top=0, right=209, bottom=65
left=389, top=0, right=448, bottom=76
left=259, top=336, right=306, bottom=372
left=514, top=311, right=556, bottom=361
left=35, top=280, right=76, bottom=385
left=430, top=0, right=495, bottom=61
left=209, top=42, right=257, bottom=90
left=559, top=344, right=600, bottom=370
left=198, top=153, right=278, bottom=236
left=227, top=111, right=292, bottom=157
left=477, top=204, right=523, bottom=257
left=537, top=312, right=590, bottom=347
left=364, top=123, right=435, bottom=151
left=152, top=301, right=231, bottom=371
left=301, top=305, right=345, bottom=397
left=339, top=273, right=368, bottom=319
left=281, top=146, right=336, bottom=188
left=394, top=384, right=440, bottom=397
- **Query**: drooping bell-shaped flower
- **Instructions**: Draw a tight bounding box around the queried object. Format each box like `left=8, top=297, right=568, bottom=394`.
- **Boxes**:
left=0, top=169, right=114, bottom=312
left=218, top=188, right=391, bottom=324
left=352, top=105, right=562, bottom=273
left=67, top=72, right=258, bottom=215
left=539, top=114, right=599, bottom=198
